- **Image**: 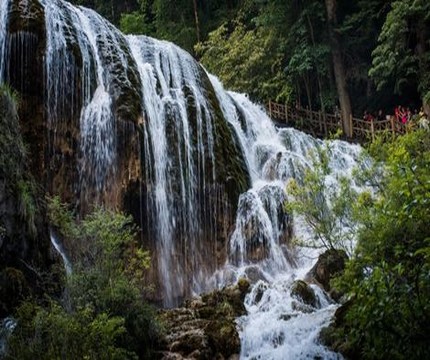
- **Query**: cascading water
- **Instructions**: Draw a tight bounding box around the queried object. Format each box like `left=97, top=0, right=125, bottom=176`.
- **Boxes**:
left=209, top=78, right=368, bottom=359
left=128, top=35, right=225, bottom=306
left=0, top=0, right=372, bottom=356
left=0, top=0, right=11, bottom=84
left=42, top=0, right=121, bottom=199
left=50, top=230, right=72, bottom=275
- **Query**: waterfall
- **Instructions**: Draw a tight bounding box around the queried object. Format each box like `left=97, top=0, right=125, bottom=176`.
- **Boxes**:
left=0, top=0, right=10, bottom=84
left=0, top=317, right=16, bottom=357
left=209, top=78, right=368, bottom=359
left=1, top=0, right=372, bottom=356
left=42, top=0, right=121, bottom=199
left=50, top=230, right=72, bottom=275
left=128, top=35, right=222, bottom=306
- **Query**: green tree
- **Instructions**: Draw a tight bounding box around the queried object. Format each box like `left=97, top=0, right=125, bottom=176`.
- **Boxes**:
left=6, top=201, right=159, bottom=359
left=286, top=142, right=359, bottom=255
left=329, top=130, right=430, bottom=359
left=196, top=21, right=290, bottom=101
left=369, top=0, right=430, bottom=113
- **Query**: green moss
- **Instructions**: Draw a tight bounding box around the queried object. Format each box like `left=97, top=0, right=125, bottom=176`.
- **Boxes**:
left=9, top=0, right=46, bottom=37
left=290, top=280, right=318, bottom=307
left=0, top=87, right=39, bottom=236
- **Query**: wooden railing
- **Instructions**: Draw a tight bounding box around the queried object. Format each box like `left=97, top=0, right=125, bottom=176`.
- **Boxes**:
left=267, top=101, right=408, bottom=142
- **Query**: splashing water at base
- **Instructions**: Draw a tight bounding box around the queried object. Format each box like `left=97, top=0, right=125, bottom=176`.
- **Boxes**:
left=236, top=254, right=343, bottom=360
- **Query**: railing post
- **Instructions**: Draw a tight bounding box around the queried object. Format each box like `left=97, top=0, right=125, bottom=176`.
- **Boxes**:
left=285, top=104, right=288, bottom=123
left=390, top=115, right=395, bottom=137
left=349, top=114, right=353, bottom=138
left=268, top=100, right=272, bottom=118
left=371, top=119, right=375, bottom=141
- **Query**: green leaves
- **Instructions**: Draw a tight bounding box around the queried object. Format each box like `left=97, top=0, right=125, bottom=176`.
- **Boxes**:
left=7, top=201, right=159, bottom=359
left=369, top=0, right=430, bottom=107
left=196, top=22, right=289, bottom=101
left=286, top=143, right=359, bottom=255
left=7, top=302, right=135, bottom=360
left=333, top=130, right=430, bottom=358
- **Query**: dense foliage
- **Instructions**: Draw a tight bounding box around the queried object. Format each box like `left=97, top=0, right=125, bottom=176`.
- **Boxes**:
left=72, top=0, right=429, bottom=120
left=5, top=200, right=159, bottom=359
left=315, top=130, right=430, bottom=359
left=0, top=85, right=38, bottom=236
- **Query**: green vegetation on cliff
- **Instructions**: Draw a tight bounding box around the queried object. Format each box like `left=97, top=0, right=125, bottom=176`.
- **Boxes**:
left=5, top=199, right=160, bottom=359
left=0, top=85, right=50, bottom=317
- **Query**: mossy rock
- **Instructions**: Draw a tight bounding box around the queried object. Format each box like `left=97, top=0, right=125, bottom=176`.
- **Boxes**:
left=9, top=0, right=45, bottom=37
left=206, top=320, right=241, bottom=357
left=157, top=281, right=250, bottom=359
left=290, top=280, right=318, bottom=308
left=319, top=299, right=360, bottom=359
left=306, top=249, right=348, bottom=292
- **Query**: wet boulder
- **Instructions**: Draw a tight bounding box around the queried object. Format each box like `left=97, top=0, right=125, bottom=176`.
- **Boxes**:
left=305, top=249, right=348, bottom=293
left=290, top=280, right=318, bottom=308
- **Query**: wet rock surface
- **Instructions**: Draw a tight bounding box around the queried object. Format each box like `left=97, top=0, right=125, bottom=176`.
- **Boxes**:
left=305, top=249, right=348, bottom=293
left=157, top=280, right=250, bottom=360
left=290, top=279, right=319, bottom=308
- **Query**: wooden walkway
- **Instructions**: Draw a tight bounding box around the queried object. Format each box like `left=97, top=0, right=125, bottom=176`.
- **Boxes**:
left=267, top=101, right=408, bottom=142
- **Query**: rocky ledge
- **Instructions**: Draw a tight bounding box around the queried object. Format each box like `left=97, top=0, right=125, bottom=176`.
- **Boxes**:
left=156, top=279, right=250, bottom=360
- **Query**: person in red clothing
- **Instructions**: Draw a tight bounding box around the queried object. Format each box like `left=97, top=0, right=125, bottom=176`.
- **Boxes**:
left=394, top=106, right=401, bottom=121
left=363, top=110, right=374, bottom=122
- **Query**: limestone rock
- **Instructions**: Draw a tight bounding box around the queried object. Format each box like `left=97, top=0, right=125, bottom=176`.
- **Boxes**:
left=157, top=280, right=250, bottom=359
left=290, top=280, right=318, bottom=308
left=305, top=249, right=348, bottom=292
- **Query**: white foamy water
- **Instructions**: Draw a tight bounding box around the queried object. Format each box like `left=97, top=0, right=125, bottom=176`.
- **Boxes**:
left=50, top=230, right=72, bottom=275
left=209, top=77, right=370, bottom=359
left=0, top=0, right=10, bottom=85
left=128, top=35, right=221, bottom=306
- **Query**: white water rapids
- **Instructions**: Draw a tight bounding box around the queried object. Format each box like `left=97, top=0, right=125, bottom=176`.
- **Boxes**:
left=0, top=0, right=373, bottom=357
left=209, top=77, right=366, bottom=359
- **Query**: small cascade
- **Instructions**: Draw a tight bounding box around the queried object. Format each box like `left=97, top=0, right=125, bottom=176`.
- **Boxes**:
left=0, top=317, right=16, bottom=357
left=0, top=0, right=11, bottom=84
left=50, top=230, right=72, bottom=275
left=239, top=275, right=342, bottom=360
left=209, top=77, right=368, bottom=358
left=4, top=31, right=39, bottom=93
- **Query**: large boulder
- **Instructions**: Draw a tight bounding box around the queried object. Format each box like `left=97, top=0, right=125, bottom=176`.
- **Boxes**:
left=305, top=249, right=348, bottom=293
left=157, top=279, right=250, bottom=359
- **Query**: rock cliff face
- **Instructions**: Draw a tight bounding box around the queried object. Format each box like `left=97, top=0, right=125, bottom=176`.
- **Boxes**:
left=0, top=88, right=52, bottom=317
left=0, top=0, right=252, bottom=306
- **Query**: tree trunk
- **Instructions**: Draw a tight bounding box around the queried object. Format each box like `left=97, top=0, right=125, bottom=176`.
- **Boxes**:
left=303, top=75, right=312, bottom=110
left=324, top=0, right=352, bottom=137
left=192, top=0, right=201, bottom=43
left=306, top=13, right=325, bottom=112
left=416, top=21, right=430, bottom=115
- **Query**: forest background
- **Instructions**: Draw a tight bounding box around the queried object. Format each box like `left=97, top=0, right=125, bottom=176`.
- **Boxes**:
left=73, top=0, right=430, bottom=123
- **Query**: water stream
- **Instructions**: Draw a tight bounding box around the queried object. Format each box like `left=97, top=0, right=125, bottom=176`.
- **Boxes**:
left=208, top=78, right=367, bottom=358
